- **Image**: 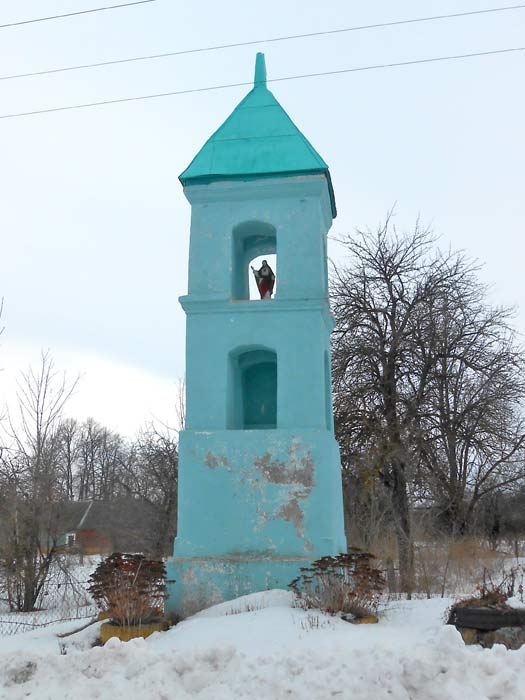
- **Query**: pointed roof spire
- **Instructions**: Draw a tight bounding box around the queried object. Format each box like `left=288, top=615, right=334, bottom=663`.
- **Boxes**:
left=179, top=54, right=336, bottom=217
left=254, top=52, right=267, bottom=87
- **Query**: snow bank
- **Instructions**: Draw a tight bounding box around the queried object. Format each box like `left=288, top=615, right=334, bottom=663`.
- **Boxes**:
left=1, top=592, right=524, bottom=699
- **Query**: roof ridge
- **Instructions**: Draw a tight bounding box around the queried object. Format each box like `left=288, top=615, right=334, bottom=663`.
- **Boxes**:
left=77, top=500, right=94, bottom=529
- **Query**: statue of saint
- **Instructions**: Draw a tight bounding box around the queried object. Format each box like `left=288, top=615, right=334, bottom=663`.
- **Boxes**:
left=251, top=260, right=275, bottom=299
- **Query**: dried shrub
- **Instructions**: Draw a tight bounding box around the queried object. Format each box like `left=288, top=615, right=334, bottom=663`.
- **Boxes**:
left=88, top=553, right=167, bottom=626
left=289, top=549, right=386, bottom=618
left=477, top=565, right=524, bottom=602
left=447, top=564, right=525, bottom=621
left=464, top=565, right=524, bottom=608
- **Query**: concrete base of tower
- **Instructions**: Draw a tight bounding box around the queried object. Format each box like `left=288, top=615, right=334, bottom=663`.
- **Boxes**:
left=165, top=553, right=332, bottom=618
left=166, top=427, right=347, bottom=618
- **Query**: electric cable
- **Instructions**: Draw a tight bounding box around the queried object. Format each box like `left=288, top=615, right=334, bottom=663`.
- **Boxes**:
left=1, top=4, right=523, bottom=81
left=0, top=1, right=157, bottom=30
left=1, top=46, right=523, bottom=121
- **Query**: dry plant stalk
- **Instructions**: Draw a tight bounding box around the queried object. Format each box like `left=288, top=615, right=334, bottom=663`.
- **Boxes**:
left=88, top=553, right=167, bottom=627
left=475, top=565, right=525, bottom=605
left=289, top=549, right=385, bottom=618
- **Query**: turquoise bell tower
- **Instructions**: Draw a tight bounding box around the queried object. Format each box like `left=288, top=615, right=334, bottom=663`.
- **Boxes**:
left=166, top=54, right=347, bottom=617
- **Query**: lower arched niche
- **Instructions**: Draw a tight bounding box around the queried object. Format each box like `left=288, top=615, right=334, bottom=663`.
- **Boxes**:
left=227, top=347, right=277, bottom=429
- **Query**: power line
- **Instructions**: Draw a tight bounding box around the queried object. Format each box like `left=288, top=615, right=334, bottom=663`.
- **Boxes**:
left=1, top=46, right=523, bottom=121
left=1, top=4, right=524, bottom=81
left=0, top=1, right=157, bottom=30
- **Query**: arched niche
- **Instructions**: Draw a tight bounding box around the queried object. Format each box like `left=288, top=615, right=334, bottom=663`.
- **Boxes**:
left=227, top=346, right=277, bottom=429
left=232, top=221, right=276, bottom=300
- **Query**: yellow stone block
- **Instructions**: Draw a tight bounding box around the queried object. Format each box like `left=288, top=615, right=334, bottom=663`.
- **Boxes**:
left=352, top=615, right=379, bottom=625
left=100, top=621, right=168, bottom=644
left=459, top=627, right=478, bottom=645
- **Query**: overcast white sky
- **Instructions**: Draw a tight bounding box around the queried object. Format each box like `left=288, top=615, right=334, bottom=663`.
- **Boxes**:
left=1, top=0, right=524, bottom=436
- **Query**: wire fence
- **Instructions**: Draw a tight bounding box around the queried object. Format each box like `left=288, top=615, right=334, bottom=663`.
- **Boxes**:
left=0, top=578, right=97, bottom=636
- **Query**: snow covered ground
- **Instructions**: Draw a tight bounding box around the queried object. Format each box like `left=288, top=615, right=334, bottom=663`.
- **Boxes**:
left=0, top=590, right=524, bottom=699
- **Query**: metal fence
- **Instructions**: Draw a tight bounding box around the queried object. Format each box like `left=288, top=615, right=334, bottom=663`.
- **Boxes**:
left=0, top=579, right=97, bottom=636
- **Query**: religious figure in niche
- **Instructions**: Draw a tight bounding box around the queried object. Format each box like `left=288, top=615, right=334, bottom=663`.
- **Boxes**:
left=251, top=260, right=275, bottom=299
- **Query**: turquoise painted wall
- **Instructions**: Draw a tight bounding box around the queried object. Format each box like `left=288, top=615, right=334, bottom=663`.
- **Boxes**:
left=166, top=174, right=347, bottom=616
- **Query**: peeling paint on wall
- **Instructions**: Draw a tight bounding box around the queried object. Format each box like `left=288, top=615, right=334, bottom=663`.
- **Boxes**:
left=276, top=498, right=304, bottom=535
left=181, top=567, right=196, bottom=584
left=204, top=451, right=229, bottom=469
left=204, top=442, right=316, bottom=550
left=245, top=441, right=317, bottom=550
left=204, top=451, right=219, bottom=468
left=254, top=442, right=314, bottom=489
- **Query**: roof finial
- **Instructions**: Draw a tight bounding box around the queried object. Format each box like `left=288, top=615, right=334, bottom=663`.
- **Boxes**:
left=254, top=52, right=267, bottom=87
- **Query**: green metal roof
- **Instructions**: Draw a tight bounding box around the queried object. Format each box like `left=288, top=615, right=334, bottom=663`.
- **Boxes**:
left=179, top=54, right=336, bottom=217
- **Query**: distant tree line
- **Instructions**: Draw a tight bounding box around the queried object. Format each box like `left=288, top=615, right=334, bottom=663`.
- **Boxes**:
left=0, top=352, right=179, bottom=611
left=330, top=216, right=525, bottom=594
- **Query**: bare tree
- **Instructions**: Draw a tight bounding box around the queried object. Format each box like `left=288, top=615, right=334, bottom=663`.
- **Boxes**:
left=331, top=216, right=525, bottom=592
left=75, top=418, right=126, bottom=501
left=0, top=351, right=77, bottom=611
left=121, top=422, right=178, bottom=558
left=330, top=217, right=487, bottom=594
left=77, top=418, right=103, bottom=501
left=417, top=281, right=525, bottom=534
left=118, top=381, right=183, bottom=557
left=55, top=418, right=80, bottom=500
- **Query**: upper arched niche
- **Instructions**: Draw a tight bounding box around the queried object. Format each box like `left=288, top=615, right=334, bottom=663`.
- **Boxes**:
left=232, top=221, right=276, bottom=300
